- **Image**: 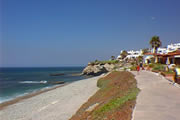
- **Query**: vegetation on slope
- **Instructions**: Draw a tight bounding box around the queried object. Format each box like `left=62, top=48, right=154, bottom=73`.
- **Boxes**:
left=70, top=71, right=140, bottom=120
left=90, top=60, right=119, bottom=65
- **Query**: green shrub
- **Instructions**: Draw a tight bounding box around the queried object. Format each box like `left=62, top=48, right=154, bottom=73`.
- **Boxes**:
left=163, top=69, right=175, bottom=74
left=101, top=60, right=119, bottom=64
left=130, top=65, right=137, bottom=71
left=148, top=63, right=155, bottom=68
left=152, top=64, right=165, bottom=71
left=131, top=62, right=136, bottom=65
left=90, top=60, right=119, bottom=65
left=143, top=64, right=148, bottom=67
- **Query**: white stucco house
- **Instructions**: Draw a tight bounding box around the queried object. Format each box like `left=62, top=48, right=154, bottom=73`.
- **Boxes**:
left=155, top=43, right=180, bottom=54
left=117, top=50, right=143, bottom=60
left=167, top=43, right=180, bottom=52
left=157, top=48, right=167, bottom=54
left=146, top=43, right=180, bottom=64
left=126, top=50, right=143, bottom=59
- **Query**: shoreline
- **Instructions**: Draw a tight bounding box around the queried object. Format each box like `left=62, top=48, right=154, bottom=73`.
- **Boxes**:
left=0, top=83, right=70, bottom=110
left=0, top=74, right=94, bottom=110
left=0, top=75, right=102, bottom=120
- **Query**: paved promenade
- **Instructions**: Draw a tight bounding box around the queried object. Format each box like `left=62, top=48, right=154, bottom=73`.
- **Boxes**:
left=132, top=71, right=180, bottom=120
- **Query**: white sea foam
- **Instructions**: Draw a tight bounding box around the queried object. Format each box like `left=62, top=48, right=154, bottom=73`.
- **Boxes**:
left=0, top=90, right=40, bottom=104
left=0, top=98, right=13, bottom=104
left=19, top=81, right=47, bottom=84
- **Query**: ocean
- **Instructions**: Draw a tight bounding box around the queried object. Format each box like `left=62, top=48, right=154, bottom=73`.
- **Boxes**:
left=0, top=67, right=87, bottom=103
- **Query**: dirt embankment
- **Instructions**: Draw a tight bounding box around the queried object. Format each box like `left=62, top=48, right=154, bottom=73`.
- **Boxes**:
left=70, top=71, right=140, bottom=120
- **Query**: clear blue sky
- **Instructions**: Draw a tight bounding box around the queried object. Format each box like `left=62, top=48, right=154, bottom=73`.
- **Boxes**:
left=1, top=0, right=180, bottom=67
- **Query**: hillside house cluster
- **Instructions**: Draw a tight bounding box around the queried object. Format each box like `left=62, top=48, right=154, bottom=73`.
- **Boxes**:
left=117, top=43, right=180, bottom=65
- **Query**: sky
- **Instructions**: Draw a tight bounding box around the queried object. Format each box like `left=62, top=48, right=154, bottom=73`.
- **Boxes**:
left=0, top=0, right=180, bottom=67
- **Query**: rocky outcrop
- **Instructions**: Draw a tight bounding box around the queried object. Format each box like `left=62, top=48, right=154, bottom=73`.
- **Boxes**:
left=104, top=63, right=115, bottom=71
left=82, top=64, right=108, bottom=76
left=82, top=63, right=117, bottom=76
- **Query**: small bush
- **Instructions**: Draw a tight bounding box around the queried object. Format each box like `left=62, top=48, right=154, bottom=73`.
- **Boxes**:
left=130, top=65, right=137, bottom=71
left=163, top=69, right=175, bottom=74
left=152, top=64, right=165, bottom=71
left=148, top=63, right=154, bottom=68
left=143, top=64, right=148, bottom=67
left=100, top=60, right=119, bottom=64
left=131, top=62, right=136, bottom=65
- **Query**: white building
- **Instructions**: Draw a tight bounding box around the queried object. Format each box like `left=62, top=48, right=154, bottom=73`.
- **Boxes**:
left=155, top=43, right=180, bottom=54
left=118, top=43, right=180, bottom=61
left=117, top=50, right=143, bottom=60
left=157, top=48, right=167, bottom=54
left=167, top=43, right=180, bottom=52
left=126, top=50, right=143, bottom=59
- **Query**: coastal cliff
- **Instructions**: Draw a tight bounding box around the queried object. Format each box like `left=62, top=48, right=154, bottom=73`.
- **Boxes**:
left=82, top=61, right=118, bottom=76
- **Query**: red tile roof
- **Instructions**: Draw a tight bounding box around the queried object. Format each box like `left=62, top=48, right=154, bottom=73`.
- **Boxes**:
left=157, top=50, right=180, bottom=57
left=144, top=50, right=180, bottom=57
left=144, top=53, right=161, bottom=55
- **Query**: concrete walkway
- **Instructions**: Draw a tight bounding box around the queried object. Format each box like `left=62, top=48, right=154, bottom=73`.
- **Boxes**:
left=132, top=71, right=180, bottom=120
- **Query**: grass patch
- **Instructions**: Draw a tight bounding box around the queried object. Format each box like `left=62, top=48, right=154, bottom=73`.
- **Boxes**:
left=163, top=70, right=174, bottom=74
left=94, top=88, right=139, bottom=117
left=152, top=63, right=165, bottom=71
left=97, top=78, right=110, bottom=89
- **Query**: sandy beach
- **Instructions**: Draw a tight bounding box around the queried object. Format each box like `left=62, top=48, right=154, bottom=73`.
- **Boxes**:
left=0, top=76, right=101, bottom=120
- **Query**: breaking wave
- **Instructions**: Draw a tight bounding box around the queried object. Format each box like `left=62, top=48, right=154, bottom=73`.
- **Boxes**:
left=19, top=81, right=47, bottom=84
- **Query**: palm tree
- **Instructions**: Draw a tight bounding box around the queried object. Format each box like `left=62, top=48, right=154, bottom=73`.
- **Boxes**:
left=149, top=36, right=162, bottom=53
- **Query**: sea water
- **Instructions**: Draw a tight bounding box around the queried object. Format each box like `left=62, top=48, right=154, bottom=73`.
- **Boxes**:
left=0, top=67, right=86, bottom=103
